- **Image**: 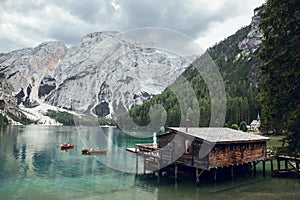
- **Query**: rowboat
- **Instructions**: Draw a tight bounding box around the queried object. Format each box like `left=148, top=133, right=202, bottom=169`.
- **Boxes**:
left=272, top=169, right=298, bottom=177
left=60, top=143, right=74, bottom=149
left=82, top=148, right=107, bottom=155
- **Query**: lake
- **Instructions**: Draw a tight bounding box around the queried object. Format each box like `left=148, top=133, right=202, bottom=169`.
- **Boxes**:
left=0, top=125, right=299, bottom=200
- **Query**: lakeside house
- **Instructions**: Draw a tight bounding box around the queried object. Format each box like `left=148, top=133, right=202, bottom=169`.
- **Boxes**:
left=135, top=127, right=269, bottom=183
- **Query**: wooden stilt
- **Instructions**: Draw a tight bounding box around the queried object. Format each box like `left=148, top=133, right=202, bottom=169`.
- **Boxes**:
left=175, top=163, right=178, bottom=180
left=242, top=164, right=246, bottom=176
left=285, top=160, right=288, bottom=170
left=262, top=160, right=266, bottom=177
left=195, top=168, right=199, bottom=186
left=136, top=152, right=138, bottom=175
left=270, top=159, right=274, bottom=174
left=195, top=168, right=204, bottom=186
left=143, top=156, right=146, bottom=174
left=277, top=158, right=281, bottom=170
left=253, top=161, right=256, bottom=177
left=231, top=165, right=234, bottom=179
left=157, top=158, right=160, bottom=183
left=213, top=169, right=217, bottom=183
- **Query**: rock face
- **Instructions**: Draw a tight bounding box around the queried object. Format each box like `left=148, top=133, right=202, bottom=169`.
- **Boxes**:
left=238, top=5, right=264, bottom=56
left=237, top=5, right=265, bottom=86
left=0, top=41, right=68, bottom=106
left=0, top=32, right=192, bottom=118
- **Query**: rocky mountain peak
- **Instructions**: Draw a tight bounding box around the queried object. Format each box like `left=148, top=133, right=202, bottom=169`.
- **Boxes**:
left=0, top=30, right=193, bottom=121
left=238, top=5, right=264, bottom=56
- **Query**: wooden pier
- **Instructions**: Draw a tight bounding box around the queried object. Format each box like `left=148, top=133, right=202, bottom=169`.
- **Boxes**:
left=271, top=156, right=300, bottom=177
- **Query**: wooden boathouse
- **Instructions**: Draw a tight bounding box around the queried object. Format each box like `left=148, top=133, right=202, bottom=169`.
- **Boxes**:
left=134, top=127, right=270, bottom=184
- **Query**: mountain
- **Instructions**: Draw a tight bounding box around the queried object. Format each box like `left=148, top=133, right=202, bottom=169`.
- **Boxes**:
left=0, top=31, right=192, bottom=124
left=0, top=6, right=264, bottom=126
left=125, top=5, right=265, bottom=128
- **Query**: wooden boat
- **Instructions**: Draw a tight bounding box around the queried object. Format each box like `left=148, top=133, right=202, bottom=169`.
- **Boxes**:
left=60, top=143, right=74, bottom=149
left=82, top=148, right=107, bottom=155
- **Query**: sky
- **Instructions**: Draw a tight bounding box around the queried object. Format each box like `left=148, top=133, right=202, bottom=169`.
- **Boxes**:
left=0, top=0, right=265, bottom=53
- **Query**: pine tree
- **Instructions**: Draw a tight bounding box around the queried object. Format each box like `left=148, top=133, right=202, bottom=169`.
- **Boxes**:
left=258, top=0, right=300, bottom=155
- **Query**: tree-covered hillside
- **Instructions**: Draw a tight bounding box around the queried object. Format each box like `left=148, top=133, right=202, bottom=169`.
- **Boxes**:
left=258, top=0, right=300, bottom=156
left=117, top=24, right=262, bottom=129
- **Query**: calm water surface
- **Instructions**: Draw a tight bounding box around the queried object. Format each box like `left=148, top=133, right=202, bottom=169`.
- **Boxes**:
left=0, top=125, right=299, bottom=200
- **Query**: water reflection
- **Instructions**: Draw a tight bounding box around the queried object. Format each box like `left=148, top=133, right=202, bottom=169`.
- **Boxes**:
left=0, top=126, right=299, bottom=200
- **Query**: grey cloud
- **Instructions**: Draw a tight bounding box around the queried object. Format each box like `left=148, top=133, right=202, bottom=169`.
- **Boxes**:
left=115, top=0, right=242, bottom=38
left=0, top=0, right=262, bottom=52
left=49, top=0, right=116, bottom=23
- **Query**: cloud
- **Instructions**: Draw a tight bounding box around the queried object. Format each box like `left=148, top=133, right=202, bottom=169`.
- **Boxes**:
left=0, top=0, right=264, bottom=53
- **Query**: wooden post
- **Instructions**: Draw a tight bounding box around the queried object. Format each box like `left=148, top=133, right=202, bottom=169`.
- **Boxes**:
left=157, top=150, right=162, bottom=183
left=195, top=168, right=205, bottom=186
left=277, top=158, right=281, bottom=170
left=285, top=159, right=288, bottom=170
left=270, top=159, right=274, bottom=174
left=195, top=168, right=199, bottom=186
left=262, top=160, right=266, bottom=177
left=143, top=154, right=146, bottom=175
left=253, top=161, right=256, bottom=177
left=231, top=165, right=234, bottom=179
left=213, top=169, right=217, bottom=183
left=242, top=164, right=246, bottom=176
left=136, top=151, right=139, bottom=175
left=175, top=163, right=178, bottom=180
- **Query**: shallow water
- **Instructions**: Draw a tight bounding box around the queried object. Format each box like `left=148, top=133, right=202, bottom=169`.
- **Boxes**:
left=0, top=126, right=299, bottom=200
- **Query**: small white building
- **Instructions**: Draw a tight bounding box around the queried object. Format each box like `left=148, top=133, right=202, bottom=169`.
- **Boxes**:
left=250, top=113, right=260, bottom=131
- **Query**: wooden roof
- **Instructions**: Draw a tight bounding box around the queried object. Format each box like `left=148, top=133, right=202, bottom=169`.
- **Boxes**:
left=167, top=127, right=269, bottom=144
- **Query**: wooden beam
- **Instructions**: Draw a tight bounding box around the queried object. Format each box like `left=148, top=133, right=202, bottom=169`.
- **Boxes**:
left=195, top=168, right=204, bottom=186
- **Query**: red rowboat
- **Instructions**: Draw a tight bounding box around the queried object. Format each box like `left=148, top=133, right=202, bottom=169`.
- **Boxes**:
left=60, top=143, right=74, bottom=149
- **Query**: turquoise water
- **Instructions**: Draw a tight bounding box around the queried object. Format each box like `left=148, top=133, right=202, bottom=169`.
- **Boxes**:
left=0, top=126, right=299, bottom=200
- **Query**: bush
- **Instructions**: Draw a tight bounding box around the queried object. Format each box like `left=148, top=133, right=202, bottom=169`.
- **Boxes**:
left=239, top=121, right=247, bottom=132
left=231, top=123, right=239, bottom=130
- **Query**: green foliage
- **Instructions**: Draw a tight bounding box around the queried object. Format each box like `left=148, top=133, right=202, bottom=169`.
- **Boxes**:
left=45, top=110, right=75, bottom=126
left=0, top=113, right=8, bottom=126
left=239, top=121, right=247, bottom=132
left=97, top=117, right=117, bottom=126
left=7, top=112, right=33, bottom=125
left=258, top=0, right=300, bottom=155
left=230, top=124, right=239, bottom=130
left=45, top=109, right=117, bottom=126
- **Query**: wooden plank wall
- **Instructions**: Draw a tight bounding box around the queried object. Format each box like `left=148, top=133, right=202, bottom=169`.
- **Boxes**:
left=209, top=142, right=267, bottom=168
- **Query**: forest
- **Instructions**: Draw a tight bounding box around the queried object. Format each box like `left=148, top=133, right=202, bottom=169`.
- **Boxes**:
left=118, top=25, right=260, bottom=129
left=118, top=0, right=300, bottom=157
